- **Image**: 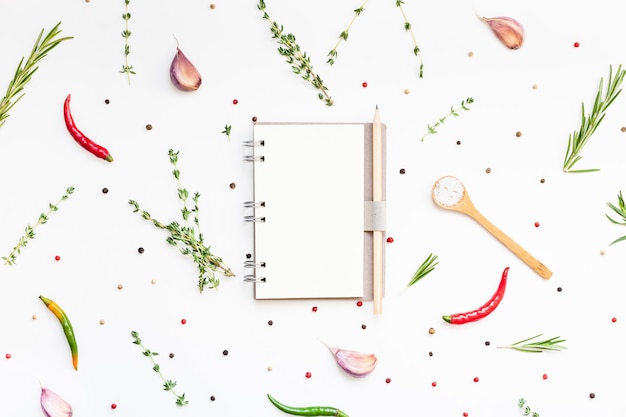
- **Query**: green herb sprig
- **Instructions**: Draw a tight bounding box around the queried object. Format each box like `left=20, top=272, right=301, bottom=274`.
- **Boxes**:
left=222, top=125, right=232, bottom=141
left=258, top=0, right=333, bottom=106
left=327, top=0, right=369, bottom=65
left=499, top=334, right=566, bottom=353
left=605, top=190, right=626, bottom=245
left=120, top=0, right=135, bottom=84
left=3, top=186, right=75, bottom=266
left=129, top=149, right=234, bottom=293
left=402, top=253, right=438, bottom=294
left=395, top=0, right=424, bottom=78
left=0, top=22, right=72, bottom=129
left=563, top=64, right=626, bottom=173
left=518, top=398, right=539, bottom=417
left=131, top=331, right=188, bottom=406
left=420, top=97, right=474, bottom=141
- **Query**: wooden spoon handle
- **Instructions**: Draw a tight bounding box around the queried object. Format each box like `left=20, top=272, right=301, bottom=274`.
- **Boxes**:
left=468, top=208, right=552, bottom=279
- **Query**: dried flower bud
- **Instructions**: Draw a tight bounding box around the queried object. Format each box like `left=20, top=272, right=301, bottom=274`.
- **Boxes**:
left=480, top=15, right=525, bottom=50
left=41, top=387, right=73, bottom=417
left=170, top=43, right=201, bottom=91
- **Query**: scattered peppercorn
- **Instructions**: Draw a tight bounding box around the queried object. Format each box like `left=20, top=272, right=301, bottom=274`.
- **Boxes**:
left=557, top=287, right=562, bottom=292
left=473, top=377, right=479, bottom=382
left=312, top=306, right=318, bottom=312
left=209, top=3, right=215, bottom=9
left=246, top=253, right=252, bottom=259
left=111, top=404, right=117, bottom=409
left=117, top=284, right=123, bottom=290
left=268, top=320, right=273, bottom=325
left=145, top=124, right=152, bottom=130
left=361, top=324, right=367, bottom=329
left=600, top=249, right=606, bottom=255
left=485, top=167, right=491, bottom=173
left=169, top=353, right=175, bottom=358
left=210, top=395, right=216, bottom=401
left=621, top=127, right=626, bottom=132
left=428, top=327, right=435, bottom=335
left=102, top=187, right=109, bottom=193
left=104, top=99, right=110, bottom=104
left=137, top=247, right=144, bottom=254
left=456, top=140, right=461, bottom=145
left=431, top=381, right=437, bottom=387
left=386, top=237, right=394, bottom=243
left=5, top=353, right=11, bottom=359
left=468, top=51, right=474, bottom=57
left=540, top=178, right=545, bottom=183
left=223, top=349, right=229, bottom=356
left=428, top=351, right=433, bottom=357
left=356, top=300, right=363, bottom=307
left=404, top=89, right=410, bottom=94
left=589, top=393, right=595, bottom=399
left=385, top=378, right=391, bottom=383
left=612, top=317, right=617, bottom=323
left=229, top=182, right=236, bottom=189
left=463, top=413, right=469, bottom=417
left=54, top=255, right=61, bottom=261
left=574, top=41, right=580, bottom=47
left=181, top=318, right=187, bottom=325
left=362, top=82, right=368, bottom=88
left=399, top=168, right=406, bottom=174
left=542, top=373, right=548, bottom=380
left=32, top=314, right=37, bottom=320
left=484, top=341, right=490, bottom=346
left=532, top=84, right=539, bottom=89
left=305, top=371, right=312, bottom=378
left=534, top=222, right=540, bottom=228
left=515, top=131, right=522, bottom=137
left=151, top=279, right=157, bottom=284
left=233, top=99, right=239, bottom=105
left=267, top=366, right=273, bottom=371
left=99, top=319, right=105, bottom=325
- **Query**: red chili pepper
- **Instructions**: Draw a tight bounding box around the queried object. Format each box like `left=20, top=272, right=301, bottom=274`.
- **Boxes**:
left=63, top=94, right=113, bottom=162
left=442, top=267, right=509, bottom=324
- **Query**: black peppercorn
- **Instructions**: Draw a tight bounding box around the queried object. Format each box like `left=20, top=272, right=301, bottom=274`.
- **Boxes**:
left=210, top=395, right=216, bottom=401
left=399, top=168, right=406, bottom=174
left=138, top=247, right=144, bottom=254
left=146, top=124, right=153, bottom=130
left=361, top=324, right=367, bottom=329
left=246, top=253, right=252, bottom=259
left=229, top=182, right=236, bottom=189
left=456, top=140, right=461, bottom=145
left=169, top=353, right=174, bottom=358
left=252, top=116, right=258, bottom=122
left=104, top=99, right=110, bottom=104
left=222, top=349, right=229, bottom=356
left=268, top=320, right=273, bottom=326
left=102, top=187, right=109, bottom=194
left=589, top=393, right=595, bottom=399
left=485, top=341, right=490, bottom=346
left=557, top=287, right=562, bottom=292
left=540, top=178, right=546, bottom=183
left=428, top=351, right=433, bottom=357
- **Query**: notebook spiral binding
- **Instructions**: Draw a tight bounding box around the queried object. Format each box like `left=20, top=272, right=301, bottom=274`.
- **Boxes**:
left=244, top=138, right=266, bottom=283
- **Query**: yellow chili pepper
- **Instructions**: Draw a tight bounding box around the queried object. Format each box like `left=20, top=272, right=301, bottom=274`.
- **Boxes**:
left=39, top=295, right=78, bottom=370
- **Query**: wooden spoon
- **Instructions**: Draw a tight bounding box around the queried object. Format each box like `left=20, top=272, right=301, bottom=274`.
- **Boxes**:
left=432, top=176, right=552, bottom=279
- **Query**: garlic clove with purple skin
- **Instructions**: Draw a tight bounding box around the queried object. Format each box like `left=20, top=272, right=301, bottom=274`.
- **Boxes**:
left=479, top=16, right=525, bottom=50
left=40, top=387, right=73, bottom=417
left=170, top=45, right=202, bottom=91
left=320, top=340, right=378, bottom=377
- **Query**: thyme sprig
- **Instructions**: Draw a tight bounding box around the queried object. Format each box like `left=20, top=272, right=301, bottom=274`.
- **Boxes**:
left=563, top=64, right=626, bottom=173
left=3, top=186, right=74, bottom=266
left=120, top=0, right=135, bottom=84
left=605, top=190, right=626, bottom=245
left=402, top=253, right=438, bottom=294
left=222, top=124, right=232, bottom=141
left=258, top=0, right=333, bottom=106
left=0, top=22, right=72, bottom=129
left=499, top=334, right=566, bottom=353
left=518, top=398, right=539, bottom=417
left=129, top=149, right=234, bottom=293
left=395, top=0, right=424, bottom=78
left=131, top=331, right=188, bottom=406
left=420, top=97, right=474, bottom=141
left=327, top=0, right=369, bottom=65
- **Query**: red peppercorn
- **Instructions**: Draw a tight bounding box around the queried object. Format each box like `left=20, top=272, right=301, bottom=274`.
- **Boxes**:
left=534, top=222, right=540, bottom=227
left=385, top=378, right=391, bottom=383
left=473, top=377, right=479, bottom=383
left=5, top=353, right=11, bottom=359
left=356, top=300, right=363, bottom=307
left=312, top=306, right=318, bottom=312
left=431, top=381, right=437, bottom=387
left=542, top=373, right=548, bottom=380
left=463, top=413, right=469, bottom=417
left=54, top=255, right=61, bottom=261
left=305, top=371, right=312, bottom=378
left=386, top=237, right=394, bottom=243
left=362, top=82, right=368, bottom=88
left=181, top=318, right=187, bottom=325
left=574, top=42, right=580, bottom=47
left=111, top=404, right=117, bottom=409
left=232, top=99, right=239, bottom=105
left=612, top=317, right=617, bottom=323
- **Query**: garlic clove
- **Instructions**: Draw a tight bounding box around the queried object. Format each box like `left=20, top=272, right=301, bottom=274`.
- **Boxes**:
left=170, top=46, right=202, bottom=91
left=480, top=16, right=525, bottom=50
left=320, top=340, right=378, bottom=377
left=40, top=387, right=73, bottom=417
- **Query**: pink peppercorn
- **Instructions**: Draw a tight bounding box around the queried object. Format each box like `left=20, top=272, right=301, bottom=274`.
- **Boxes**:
left=305, top=372, right=312, bottom=378
left=232, top=99, right=239, bottom=105
left=612, top=317, right=617, bottom=323
left=534, top=222, right=540, bottom=227
left=111, top=403, right=117, bottom=409
left=431, top=381, right=437, bottom=387
left=54, top=255, right=61, bottom=261
left=574, top=42, right=580, bottom=47
left=542, top=373, right=548, bottom=380
left=356, top=300, right=363, bottom=307
left=5, top=353, right=11, bottom=359
left=386, top=237, right=394, bottom=243
left=181, top=319, right=187, bottom=325
left=473, top=377, right=479, bottom=383
left=362, top=82, right=368, bottom=88
left=385, top=378, right=391, bottom=383
left=312, top=306, right=318, bottom=312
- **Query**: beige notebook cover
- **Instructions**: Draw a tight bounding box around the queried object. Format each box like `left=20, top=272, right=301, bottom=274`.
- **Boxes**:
left=245, top=122, right=386, bottom=300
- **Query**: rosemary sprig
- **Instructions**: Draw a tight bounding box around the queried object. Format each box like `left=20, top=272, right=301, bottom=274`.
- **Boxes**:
left=563, top=64, right=626, bottom=173
left=131, top=331, right=188, bottom=406
left=120, top=0, right=135, bottom=84
left=257, top=0, right=334, bottom=106
left=402, top=253, right=438, bottom=294
left=222, top=124, right=232, bottom=141
left=606, top=190, right=626, bottom=245
left=518, top=398, right=539, bottom=417
left=0, top=22, right=72, bottom=129
left=3, top=186, right=75, bottom=266
left=129, top=149, right=234, bottom=293
left=327, top=0, right=369, bottom=65
left=395, top=0, right=424, bottom=78
left=499, top=334, right=566, bottom=353
left=420, top=97, right=474, bottom=141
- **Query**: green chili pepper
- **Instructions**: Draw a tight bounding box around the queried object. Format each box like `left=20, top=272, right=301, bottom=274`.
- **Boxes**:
left=39, top=295, right=78, bottom=370
left=267, top=394, right=349, bottom=417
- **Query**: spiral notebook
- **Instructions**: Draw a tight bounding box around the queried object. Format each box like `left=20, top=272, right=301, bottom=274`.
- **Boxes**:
left=244, top=122, right=386, bottom=300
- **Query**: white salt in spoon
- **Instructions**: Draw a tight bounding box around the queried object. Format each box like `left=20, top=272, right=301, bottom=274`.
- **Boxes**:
left=432, top=176, right=552, bottom=279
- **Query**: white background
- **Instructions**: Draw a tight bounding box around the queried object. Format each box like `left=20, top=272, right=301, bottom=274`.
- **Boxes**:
left=1, top=0, right=626, bottom=416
